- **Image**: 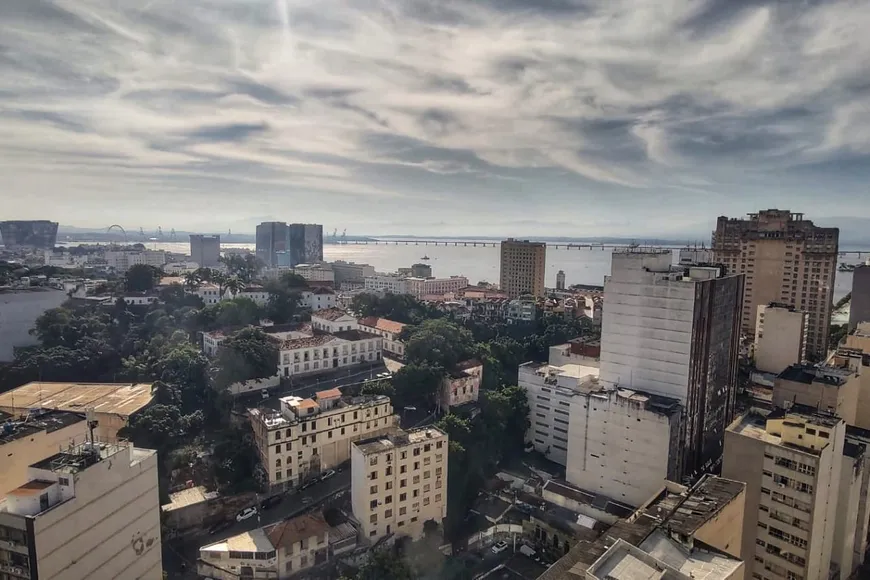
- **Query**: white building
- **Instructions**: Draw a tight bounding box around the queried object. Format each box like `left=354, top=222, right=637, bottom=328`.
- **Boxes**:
left=229, top=285, right=271, bottom=305
left=162, top=261, right=200, bottom=275
left=364, top=275, right=408, bottom=295
left=351, top=427, right=448, bottom=543
left=43, top=250, right=91, bottom=269
left=405, top=276, right=469, bottom=298
left=0, top=441, right=162, bottom=580
left=278, top=332, right=381, bottom=378
left=331, top=261, right=376, bottom=286
left=292, top=264, right=335, bottom=283
left=678, top=247, right=713, bottom=265
left=121, top=294, right=160, bottom=306
left=358, top=317, right=407, bottom=359
left=249, top=390, right=397, bottom=487
left=196, top=284, right=222, bottom=305
left=299, top=287, right=337, bottom=311
left=507, top=298, right=537, bottom=323
left=103, top=249, right=166, bottom=272
left=202, top=330, right=230, bottom=357
left=310, top=308, right=359, bottom=333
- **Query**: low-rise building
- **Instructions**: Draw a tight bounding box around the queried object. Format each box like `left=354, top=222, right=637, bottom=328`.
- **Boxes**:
left=0, top=441, right=162, bottom=580
left=202, top=329, right=230, bottom=357
left=441, top=360, right=483, bottom=410
left=405, top=276, right=469, bottom=298
left=292, top=264, right=335, bottom=283
left=249, top=390, right=398, bottom=488
left=772, top=363, right=860, bottom=423
left=351, top=427, right=448, bottom=543
left=230, top=285, right=270, bottom=305
left=364, top=274, right=408, bottom=295
left=755, top=303, right=808, bottom=374
left=507, top=298, right=537, bottom=323
left=299, top=287, right=336, bottom=311
left=121, top=292, right=161, bottom=306
left=197, top=283, right=223, bottom=305
left=358, top=317, right=407, bottom=359
left=331, top=261, right=376, bottom=287
left=277, top=331, right=381, bottom=379
left=310, top=308, right=359, bottom=333
left=0, top=382, right=154, bottom=441
left=197, top=512, right=331, bottom=580
left=103, top=249, right=166, bottom=272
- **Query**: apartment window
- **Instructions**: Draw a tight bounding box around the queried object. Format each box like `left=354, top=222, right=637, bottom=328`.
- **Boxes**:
left=370, top=500, right=378, bottom=509
left=400, top=492, right=407, bottom=501
left=423, top=497, right=430, bottom=506
left=276, top=471, right=282, bottom=480
left=370, top=471, right=377, bottom=481
left=386, top=481, right=393, bottom=490
left=386, top=466, right=393, bottom=476
left=413, top=489, right=419, bottom=498
left=385, top=495, right=393, bottom=504
left=370, top=514, right=377, bottom=524
left=414, top=461, right=420, bottom=470
left=370, top=485, right=378, bottom=494
left=370, top=456, right=378, bottom=466
left=385, top=509, right=393, bottom=518
left=401, top=451, right=408, bottom=459
left=400, top=478, right=407, bottom=488
left=413, top=475, right=420, bottom=484
left=400, top=465, right=407, bottom=474
left=435, top=467, right=442, bottom=477
left=413, top=447, right=421, bottom=457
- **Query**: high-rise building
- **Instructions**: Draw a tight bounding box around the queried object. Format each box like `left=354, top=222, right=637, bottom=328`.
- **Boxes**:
left=189, top=234, right=221, bottom=268
left=351, top=427, right=448, bottom=543
left=499, top=239, right=546, bottom=298
left=256, top=221, right=289, bottom=267
left=0, top=221, right=58, bottom=251
left=712, top=210, right=839, bottom=361
left=0, top=440, right=162, bottom=579
left=288, top=224, right=323, bottom=266
left=850, top=263, right=870, bottom=331
left=723, top=408, right=845, bottom=580
left=599, top=249, right=743, bottom=476
left=556, top=270, right=566, bottom=290
left=754, top=303, right=808, bottom=374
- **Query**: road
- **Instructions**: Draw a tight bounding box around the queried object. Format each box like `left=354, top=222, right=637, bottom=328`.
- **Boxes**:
left=164, top=471, right=351, bottom=579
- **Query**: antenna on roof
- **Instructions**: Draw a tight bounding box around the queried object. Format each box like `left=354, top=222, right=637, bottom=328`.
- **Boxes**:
left=85, top=407, right=99, bottom=445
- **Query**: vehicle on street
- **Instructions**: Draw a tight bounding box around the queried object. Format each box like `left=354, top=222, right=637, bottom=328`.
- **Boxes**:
left=260, top=389, right=269, bottom=400
left=519, top=545, right=536, bottom=558
left=235, top=507, right=258, bottom=522
left=299, top=479, right=317, bottom=491
left=491, top=541, right=509, bottom=554
left=320, top=469, right=336, bottom=481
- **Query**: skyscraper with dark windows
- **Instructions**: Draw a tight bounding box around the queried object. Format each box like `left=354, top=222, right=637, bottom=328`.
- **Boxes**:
left=0, top=220, right=58, bottom=250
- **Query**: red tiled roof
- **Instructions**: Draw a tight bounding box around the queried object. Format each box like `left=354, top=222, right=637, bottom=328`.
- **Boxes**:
left=311, top=307, right=351, bottom=321
left=265, top=512, right=330, bottom=551
left=358, top=317, right=406, bottom=335
left=280, top=334, right=337, bottom=350
left=316, top=388, right=342, bottom=399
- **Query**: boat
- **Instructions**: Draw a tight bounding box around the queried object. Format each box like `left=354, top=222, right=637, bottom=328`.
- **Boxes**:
left=839, top=263, right=856, bottom=273
left=421, top=255, right=430, bottom=260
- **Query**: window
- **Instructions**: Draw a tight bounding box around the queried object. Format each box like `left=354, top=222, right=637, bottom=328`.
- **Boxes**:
left=414, top=461, right=420, bottom=470
left=386, top=466, right=393, bottom=476
left=385, top=509, right=393, bottom=518
left=370, top=471, right=377, bottom=481
left=385, top=495, right=393, bottom=504
left=400, top=493, right=407, bottom=501
left=370, top=514, right=377, bottom=524
left=370, top=499, right=378, bottom=509
left=400, top=479, right=407, bottom=488
left=370, top=485, right=378, bottom=494
left=413, top=475, right=420, bottom=484
left=276, top=471, right=282, bottom=480
left=400, top=465, right=407, bottom=474
left=386, top=481, right=393, bottom=490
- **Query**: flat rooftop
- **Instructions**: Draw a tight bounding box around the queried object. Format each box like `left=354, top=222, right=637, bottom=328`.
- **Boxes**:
left=0, top=382, right=153, bottom=417
left=729, top=408, right=840, bottom=454
left=162, top=486, right=219, bottom=512
left=1, top=410, right=86, bottom=446
left=354, top=426, right=446, bottom=455
left=640, top=530, right=742, bottom=580
left=200, top=527, right=274, bottom=554
left=652, top=476, right=744, bottom=537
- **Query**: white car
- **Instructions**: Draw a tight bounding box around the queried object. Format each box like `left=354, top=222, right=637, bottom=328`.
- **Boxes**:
left=491, top=541, right=509, bottom=554
left=235, top=507, right=258, bottom=522
left=320, top=469, right=336, bottom=481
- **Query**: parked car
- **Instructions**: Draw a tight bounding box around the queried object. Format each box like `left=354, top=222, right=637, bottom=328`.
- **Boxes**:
left=320, top=469, right=336, bottom=481
left=260, top=389, right=269, bottom=400
left=491, top=541, right=509, bottom=554
left=235, top=507, right=258, bottom=522
left=519, top=545, right=536, bottom=558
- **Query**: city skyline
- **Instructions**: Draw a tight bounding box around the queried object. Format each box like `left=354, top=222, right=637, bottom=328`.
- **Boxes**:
left=2, top=0, right=870, bottom=237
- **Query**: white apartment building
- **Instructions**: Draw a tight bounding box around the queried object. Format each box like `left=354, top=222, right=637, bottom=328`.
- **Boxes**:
left=405, top=276, right=469, bottom=298
left=518, top=357, right=600, bottom=466
left=299, top=288, right=337, bottom=311
left=566, top=385, right=683, bottom=507
left=202, top=329, right=229, bottom=357
left=43, top=250, right=91, bottom=269
left=723, top=408, right=844, bottom=580
left=229, top=285, right=271, bottom=305
left=278, top=331, right=381, bottom=378
left=121, top=294, right=160, bottom=306
left=755, top=303, right=808, bottom=374
left=310, top=308, right=359, bottom=333
left=196, top=284, right=222, bottom=305
left=507, top=299, right=537, bottom=323
left=103, top=249, right=166, bottom=272
left=249, top=390, right=398, bottom=488
left=0, top=441, right=162, bottom=580
left=364, top=275, right=409, bottom=295
left=198, top=512, right=330, bottom=580
left=358, top=317, right=407, bottom=358
left=351, top=427, right=448, bottom=543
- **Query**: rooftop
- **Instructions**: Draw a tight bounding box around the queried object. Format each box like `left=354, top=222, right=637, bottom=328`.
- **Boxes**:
left=778, top=364, right=855, bottom=386
left=728, top=408, right=841, bottom=454
left=311, top=307, right=352, bottom=321
left=652, top=476, right=745, bottom=537
left=265, top=512, right=330, bottom=551
left=543, top=480, right=635, bottom=520
left=280, top=334, right=338, bottom=350
left=0, top=382, right=154, bottom=417
left=200, top=527, right=275, bottom=554
left=7, top=480, right=54, bottom=497
left=358, top=316, right=407, bottom=335
left=354, top=426, right=446, bottom=455
left=332, top=329, right=380, bottom=341
left=0, top=409, right=86, bottom=446
left=639, top=531, right=742, bottom=580
left=162, top=486, right=220, bottom=512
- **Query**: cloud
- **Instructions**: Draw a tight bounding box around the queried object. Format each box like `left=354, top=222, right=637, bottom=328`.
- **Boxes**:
left=0, top=0, right=869, bottom=235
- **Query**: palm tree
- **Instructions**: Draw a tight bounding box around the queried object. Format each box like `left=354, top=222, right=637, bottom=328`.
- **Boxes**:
left=224, top=276, right=243, bottom=300
left=184, top=270, right=203, bottom=291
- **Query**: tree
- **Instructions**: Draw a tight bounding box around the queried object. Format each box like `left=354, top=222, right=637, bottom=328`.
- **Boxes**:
left=279, top=272, right=309, bottom=289
left=350, top=292, right=442, bottom=324
left=264, top=288, right=300, bottom=324
left=220, top=254, right=260, bottom=283
left=360, top=379, right=395, bottom=397
left=125, top=264, right=160, bottom=292
left=212, top=327, right=279, bottom=390
left=354, top=550, right=416, bottom=580
left=392, top=363, right=443, bottom=409
left=404, top=319, right=475, bottom=369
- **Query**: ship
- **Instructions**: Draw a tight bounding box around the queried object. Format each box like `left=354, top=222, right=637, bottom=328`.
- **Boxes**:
left=421, top=255, right=430, bottom=260
left=839, top=263, right=857, bottom=273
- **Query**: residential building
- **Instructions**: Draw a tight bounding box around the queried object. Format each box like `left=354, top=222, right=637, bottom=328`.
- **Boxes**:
left=722, top=408, right=844, bottom=580
left=43, top=250, right=92, bottom=269
left=189, top=234, right=221, bottom=268
left=288, top=224, right=323, bottom=266
left=292, top=263, right=335, bottom=283
left=256, top=222, right=290, bottom=268
left=351, top=427, right=448, bottom=542
left=364, top=274, right=408, bottom=295
left=202, top=329, right=231, bottom=357
left=499, top=239, right=546, bottom=298
left=585, top=537, right=742, bottom=580
left=121, top=293, right=160, bottom=306
left=0, top=221, right=58, bottom=251
left=197, top=512, right=330, bottom=580
left=0, top=410, right=88, bottom=495
left=249, top=390, right=398, bottom=488
left=518, top=357, right=600, bottom=466
left=772, top=363, right=861, bottom=425
left=712, top=209, right=839, bottom=360
left=755, top=303, right=808, bottom=374
left=358, top=317, right=407, bottom=359
left=506, top=298, right=537, bottom=323
left=228, top=285, right=270, bottom=305
left=404, top=276, right=469, bottom=298
left=850, top=264, right=870, bottom=331
left=299, top=287, right=337, bottom=311
left=837, top=426, right=870, bottom=579
left=441, top=359, right=483, bottom=410
left=548, top=339, right=601, bottom=368
left=678, top=247, right=713, bottom=266
left=277, top=330, right=381, bottom=379
left=103, top=249, right=166, bottom=272
left=331, top=261, right=376, bottom=286
left=0, top=441, right=162, bottom=580
left=599, top=249, right=743, bottom=477
left=0, top=382, right=153, bottom=441
left=0, top=287, right=67, bottom=361
left=556, top=270, right=566, bottom=290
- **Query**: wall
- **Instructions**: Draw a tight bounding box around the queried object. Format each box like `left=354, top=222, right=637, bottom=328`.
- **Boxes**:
left=229, top=375, right=281, bottom=397
left=850, top=266, right=870, bottom=331
left=0, top=422, right=88, bottom=495
left=755, top=306, right=806, bottom=374
left=832, top=450, right=862, bottom=579
left=721, top=426, right=766, bottom=578
left=694, top=486, right=745, bottom=559
left=0, top=289, right=68, bottom=361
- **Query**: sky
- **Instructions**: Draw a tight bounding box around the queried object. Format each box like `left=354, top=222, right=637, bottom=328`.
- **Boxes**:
left=2, top=0, right=870, bottom=239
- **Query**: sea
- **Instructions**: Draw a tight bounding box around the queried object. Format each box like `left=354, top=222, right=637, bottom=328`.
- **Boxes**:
left=104, top=240, right=869, bottom=303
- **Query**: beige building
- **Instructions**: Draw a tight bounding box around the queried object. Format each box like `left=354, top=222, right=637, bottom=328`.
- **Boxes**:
left=358, top=317, right=407, bottom=359
left=712, top=210, right=838, bottom=360
left=0, top=410, right=88, bottom=495
left=0, top=441, right=161, bottom=580
left=0, top=382, right=154, bottom=441
left=441, top=359, right=483, bottom=410
left=772, top=364, right=860, bottom=425
left=351, top=427, right=448, bottom=542
left=499, top=239, right=546, bottom=298
left=249, top=389, right=398, bottom=489
left=755, top=304, right=808, bottom=374
left=723, top=408, right=844, bottom=580
left=198, top=512, right=330, bottom=580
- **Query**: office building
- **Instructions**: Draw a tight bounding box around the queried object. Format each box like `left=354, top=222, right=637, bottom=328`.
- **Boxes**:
left=599, top=249, right=743, bottom=476
left=0, top=288, right=67, bottom=362
left=197, top=512, right=330, bottom=580
left=248, top=389, right=398, bottom=489
left=850, top=264, right=870, bottom=331
left=189, top=234, right=221, bottom=268
left=103, top=249, right=166, bottom=272
left=0, top=440, right=162, bottom=580
left=0, top=382, right=154, bottom=441
left=556, top=270, right=566, bottom=290
left=723, top=408, right=844, bottom=580
left=712, top=209, right=839, bottom=360
left=256, top=221, right=289, bottom=268
left=499, top=239, right=546, bottom=298
left=364, top=274, right=408, bottom=295
left=0, top=221, right=58, bottom=251
left=755, top=303, right=808, bottom=374
left=351, top=427, right=448, bottom=542
left=288, top=224, right=323, bottom=266
left=772, top=363, right=861, bottom=424
left=331, top=261, right=376, bottom=286
left=292, top=263, right=335, bottom=283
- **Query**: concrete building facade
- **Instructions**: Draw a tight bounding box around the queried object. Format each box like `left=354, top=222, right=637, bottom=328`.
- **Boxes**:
left=0, top=288, right=67, bottom=361
left=249, top=390, right=398, bottom=488
left=499, top=239, right=546, bottom=298
left=599, top=250, right=743, bottom=477
left=755, top=303, right=808, bottom=374
left=850, top=264, right=870, bottom=331
left=0, top=221, right=58, bottom=251
left=0, top=441, right=162, bottom=580
left=103, top=249, right=166, bottom=272
left=256, top=222, right=289, bottom=268
left=441, top=360, right=482, bottom=410
left=358, top=317, right=406, bottom=359
left=556, top=270, right=566, bottom=291
left=331, top=261, right=375, bottom=286
left=712, top=209, right=839, bottom=360
left=189, top=234, right=221, bottom=268
left=351, top=427, right=448, bottom=542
